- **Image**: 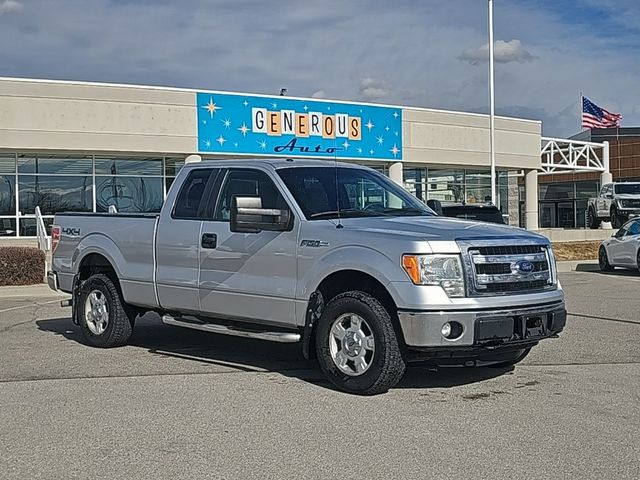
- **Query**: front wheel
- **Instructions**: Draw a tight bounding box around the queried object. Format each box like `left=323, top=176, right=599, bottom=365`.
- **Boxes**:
left=315, top=291, right=406, bottom=395
left=77, top=273, right=134, bottom=348
left=599, top=246, right=614, bottom=272
left=611, top=208, right=624, bottom=229
left=587, top=208, right=600, bottom=229
left=637, top=250, right=640, bottom=274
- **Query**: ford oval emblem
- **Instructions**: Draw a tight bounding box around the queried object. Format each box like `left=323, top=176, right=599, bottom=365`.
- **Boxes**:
left=515, top=260, right=535, bottom=274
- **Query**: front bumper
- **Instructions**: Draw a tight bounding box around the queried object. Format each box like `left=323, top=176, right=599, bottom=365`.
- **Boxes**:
left=398, top=301, right=566, bottom=348
left=618, top=208, right=640, bottom=218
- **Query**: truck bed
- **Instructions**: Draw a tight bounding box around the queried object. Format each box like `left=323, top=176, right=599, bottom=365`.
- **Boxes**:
left=52, top=212, right=160, bottom=308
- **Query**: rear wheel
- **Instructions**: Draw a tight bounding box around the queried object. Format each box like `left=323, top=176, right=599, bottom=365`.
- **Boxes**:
left=587, top=208, right=600, bottom=229
left=77, top=274, right=135, bottom=348
left=599, top=246, right=614, bottom=272
left=637, top=249, right=640, bottom=274
left=315, top=291, right=406, bottom=395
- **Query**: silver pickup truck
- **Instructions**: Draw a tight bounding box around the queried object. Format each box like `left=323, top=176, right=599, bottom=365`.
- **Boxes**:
left=587, top=182, right=640, bottom=229
left=48, top=159, right=566, bottom=395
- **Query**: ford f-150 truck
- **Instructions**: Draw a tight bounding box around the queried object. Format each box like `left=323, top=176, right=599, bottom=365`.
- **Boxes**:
left=587, top=182, right=640, bottom=229
left=48, top=159, right=566, bottom=395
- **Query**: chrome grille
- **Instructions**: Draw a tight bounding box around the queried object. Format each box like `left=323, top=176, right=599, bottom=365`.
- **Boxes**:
left=459, top=241, right=556, bottom=296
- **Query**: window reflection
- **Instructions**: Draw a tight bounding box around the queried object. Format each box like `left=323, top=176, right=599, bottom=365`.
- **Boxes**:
left=0, top=175, right=15, bottom=215
left=0, top=218, right=16, bottom=236
left=18, top=154, right=92, bottom=175
left=94, top=157, right=162, bottom=175
left=18, top=176, right=92, bottom=215
left=95, top=176, right=163, bottom=213
left=19, top=218, right=53, bottom=237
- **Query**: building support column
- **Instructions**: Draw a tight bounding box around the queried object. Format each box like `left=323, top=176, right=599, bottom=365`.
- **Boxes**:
left=525, top=169, right=539, bottom=230
left=389, top=162, right=403, bottom=187
left=600, top=141, right=613, bottom=229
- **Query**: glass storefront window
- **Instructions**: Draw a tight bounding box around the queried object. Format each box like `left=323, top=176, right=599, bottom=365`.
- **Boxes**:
left=465, top=170, right=492, bottom=186
left=18, top=176, right=93, bottom=215
left=0, top=154, right=16, bottom=174
left=18, top=154, right=92, bottom=175
left=0, top=175, right=15, bottom=215
left=539, top=183, right=574, bottom=200
left=0, top=218, right=16, bottom=236
left=165, top=157, right=185, bottom=177
left=94, top=157, right=162, bottom=176
left=465, top=186, right=492, bottom=204
left=19, top=218, right=53, bottom=237
left=95, top=176, right=163, bottom=213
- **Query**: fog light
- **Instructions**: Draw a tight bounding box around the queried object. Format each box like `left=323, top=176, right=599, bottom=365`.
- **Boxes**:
left=441, top=322, right=452, bottom=337
left=441, top=321, right=464, bottom=340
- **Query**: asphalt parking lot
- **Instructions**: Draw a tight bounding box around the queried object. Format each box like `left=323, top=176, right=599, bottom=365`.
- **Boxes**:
left=1, top=271, right=639, bottom=479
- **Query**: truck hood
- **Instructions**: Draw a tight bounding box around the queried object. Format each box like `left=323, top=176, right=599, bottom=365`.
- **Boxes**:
left=337, top=215, right=547, bottom=243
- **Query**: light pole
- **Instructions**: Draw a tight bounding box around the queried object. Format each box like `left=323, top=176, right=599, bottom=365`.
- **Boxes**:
left=488, top=0, right=497, bottom=205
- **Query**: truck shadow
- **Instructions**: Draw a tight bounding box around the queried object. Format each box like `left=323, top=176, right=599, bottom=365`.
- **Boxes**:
left=36, top=313, right=510, bottom=392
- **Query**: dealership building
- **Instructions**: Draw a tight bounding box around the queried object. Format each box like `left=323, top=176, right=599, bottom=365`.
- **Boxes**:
left=0, top=76, right=615, bottom=238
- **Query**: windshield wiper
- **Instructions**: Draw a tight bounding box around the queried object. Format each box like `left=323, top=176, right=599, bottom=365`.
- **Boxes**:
left=309, top=209, right=377, bottom=219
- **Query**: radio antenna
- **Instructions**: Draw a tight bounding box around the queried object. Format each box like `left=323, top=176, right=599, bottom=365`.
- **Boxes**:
left=334, top=137, right=343, bottom=229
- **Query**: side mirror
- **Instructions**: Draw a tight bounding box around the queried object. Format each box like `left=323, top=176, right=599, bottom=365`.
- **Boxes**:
left=426, top=199, right=443, bottom=215
left=613, top=230, right=624, bottom=238
left=230, top=196, right=292, bottom=233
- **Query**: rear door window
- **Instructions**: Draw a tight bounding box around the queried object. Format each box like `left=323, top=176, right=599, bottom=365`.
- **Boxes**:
left=172, top=168, right=218, bottom=219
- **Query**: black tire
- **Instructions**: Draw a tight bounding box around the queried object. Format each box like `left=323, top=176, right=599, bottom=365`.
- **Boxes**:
left=76, top=273, right=134, bottom=348
left=599, top=246, right=614, bottom=272
left=315, top=291, right=406, bottom=395
left=482, top=348, right=531, bottom=368
left=611, top=207, right=624, bottom=229
left=587, top=208, right=600, bottom=229
left=637, top=250, right=640, bottom=274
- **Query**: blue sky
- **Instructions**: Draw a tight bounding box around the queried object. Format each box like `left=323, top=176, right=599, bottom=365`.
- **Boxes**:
left=1, top=0, right=639, bottom=137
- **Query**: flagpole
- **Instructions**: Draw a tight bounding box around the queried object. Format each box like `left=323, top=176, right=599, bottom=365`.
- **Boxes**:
left=488, top=0, right=496, bottom=206
left=580, top=91, right=583, bottom=131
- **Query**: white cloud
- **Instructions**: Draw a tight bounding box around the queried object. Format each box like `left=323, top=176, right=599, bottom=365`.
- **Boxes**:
left=459, top=39, right=536, bottom=65
left=358, top=77, right=389, bottom=100
left=0, top=0, right=22, bottom=14
left=311, top=90, right=327, bottom=99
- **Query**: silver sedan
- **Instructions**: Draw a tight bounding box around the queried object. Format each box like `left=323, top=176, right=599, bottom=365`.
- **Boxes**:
left=599, top=218, right=640, bottom=272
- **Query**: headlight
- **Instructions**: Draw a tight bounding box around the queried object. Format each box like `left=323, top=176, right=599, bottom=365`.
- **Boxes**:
left=402, top=254, right=465, bottom=297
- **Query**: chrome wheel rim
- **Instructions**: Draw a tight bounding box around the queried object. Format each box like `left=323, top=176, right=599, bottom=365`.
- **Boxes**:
left=329, top=313, right=375, bottom=376
left=85, top=290, right=109, bottom=335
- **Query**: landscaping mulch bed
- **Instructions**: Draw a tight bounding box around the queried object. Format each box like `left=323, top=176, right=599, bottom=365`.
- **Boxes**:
left=552, top=241, right=601, bottom=261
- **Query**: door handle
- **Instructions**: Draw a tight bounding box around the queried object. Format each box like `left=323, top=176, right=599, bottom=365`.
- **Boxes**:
left=201, top=233, right=217, bottom=249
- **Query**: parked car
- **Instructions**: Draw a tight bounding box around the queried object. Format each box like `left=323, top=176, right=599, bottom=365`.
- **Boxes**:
left=440, top=203, right=505, bottom=224
left=587, top=182, right=640, bottom=229
left=598, top=217, right=640, bottom=272
left=48, top=159, right=565, bottom=395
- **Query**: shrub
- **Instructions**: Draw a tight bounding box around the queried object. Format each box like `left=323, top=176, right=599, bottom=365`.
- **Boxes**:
left=0, top=247, right=46, bottom=286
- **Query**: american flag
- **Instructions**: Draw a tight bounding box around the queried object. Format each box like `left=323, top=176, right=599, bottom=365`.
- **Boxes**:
left=582, top=96, right=622, bottom=129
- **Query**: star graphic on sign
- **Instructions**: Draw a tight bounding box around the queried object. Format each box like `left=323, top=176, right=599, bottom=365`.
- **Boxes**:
left=369, top=149, right=375, bottom=155
left=221, top=117, right=232, bottom=129
left=393, top=111, right=399, bottom=119
left=234, top=142, right=239, bottom=147
left=216, top=135, right=226, bottom=146
left=357, top=147, right=363, bottom=154
left=327, top=106, right=331, bottom=111
left=243, top=100, right=249, bottom=107
left=342, top=140, right=351, bottom=150
left=385, top=126, right=390, bottom=132
left=202, top=97, right=221, bottom=118
left=258, top=140, right=267, bottom=150
left=365, top=120, right=375, bottom=131
left=390, top=143, right=400, bottom=158
left=202, top=120, right=207, bottom=125
left=204, top=139, right=211, bottom=148
left=238, top=123, right=250, bottom=137
left=376, top=135, right=384, bottom=146
left=395, top=131, right=399, bottom=136
left=271, top=102, right=278, bottom=109
left=303, top=105, right=309, bottom=111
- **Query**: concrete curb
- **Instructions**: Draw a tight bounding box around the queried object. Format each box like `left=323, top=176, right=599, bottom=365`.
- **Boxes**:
left=556, top=260, right=600, bottom=272
left=0, top=283, right=68, bottom=298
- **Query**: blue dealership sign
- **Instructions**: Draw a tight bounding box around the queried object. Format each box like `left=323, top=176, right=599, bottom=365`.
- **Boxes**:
left=196, top=92, right=402, bottom=161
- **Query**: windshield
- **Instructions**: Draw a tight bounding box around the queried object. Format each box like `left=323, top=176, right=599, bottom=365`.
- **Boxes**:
left=277, top=166, right=434, bottom=220
left=614, top=184, right=640, bottom=195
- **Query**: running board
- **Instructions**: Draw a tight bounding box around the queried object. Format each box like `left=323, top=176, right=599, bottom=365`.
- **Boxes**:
left=161, top=315, right=301, bottom=343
